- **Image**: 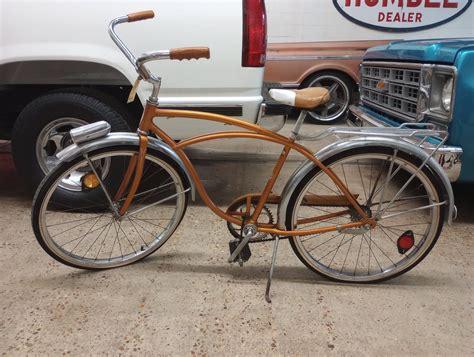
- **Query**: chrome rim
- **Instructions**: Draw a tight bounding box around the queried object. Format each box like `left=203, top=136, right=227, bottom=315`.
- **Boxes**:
left=38, top=150, right=187, bottom=268
left=307, top=75, right=350, bottom=122
left=36, top=118, right=110, bottom=191
left=291, top=151, right=441, bottom=282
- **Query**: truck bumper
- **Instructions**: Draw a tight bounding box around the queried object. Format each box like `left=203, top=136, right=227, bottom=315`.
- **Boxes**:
left=348, top=105, right=463, bottom=182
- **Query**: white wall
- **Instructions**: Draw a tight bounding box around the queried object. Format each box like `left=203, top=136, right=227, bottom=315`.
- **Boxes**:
left=266, top=0, right=474, bottom=43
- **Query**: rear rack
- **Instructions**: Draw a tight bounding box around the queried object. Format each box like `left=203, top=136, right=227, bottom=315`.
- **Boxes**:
left=296, top=122, right=448, bottom=145
left=296, top=122, right=456, bottom=224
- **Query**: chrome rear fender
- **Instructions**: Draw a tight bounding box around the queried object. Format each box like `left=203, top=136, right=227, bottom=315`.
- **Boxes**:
left=57, top=132, right=196, bottom=201
left=277, top=136, right=456, bottom=229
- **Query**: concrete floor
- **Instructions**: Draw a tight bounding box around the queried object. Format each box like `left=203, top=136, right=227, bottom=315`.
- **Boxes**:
left=0, top=122, right=473, bottom=356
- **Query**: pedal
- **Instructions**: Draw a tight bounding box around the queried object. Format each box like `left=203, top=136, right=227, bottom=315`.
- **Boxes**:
left=228, top=240, right=252, bottom=263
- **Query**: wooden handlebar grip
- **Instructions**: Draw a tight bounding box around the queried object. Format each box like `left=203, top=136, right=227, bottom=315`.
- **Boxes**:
left=127, top=10, right=155, bottom=22
left=169, top=47, right=211, bottom=61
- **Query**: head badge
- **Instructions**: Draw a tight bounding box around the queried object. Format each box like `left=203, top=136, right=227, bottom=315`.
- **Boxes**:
left=376, top=79, right=388, bottom=92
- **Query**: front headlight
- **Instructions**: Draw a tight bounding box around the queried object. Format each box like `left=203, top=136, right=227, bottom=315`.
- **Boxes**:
left=441, top=78, right=454, bottom=112
left=418, top=65, right=456, bottom=123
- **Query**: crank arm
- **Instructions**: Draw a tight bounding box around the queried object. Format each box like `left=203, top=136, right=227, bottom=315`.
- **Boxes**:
left=227, top=234, right=252, bottom=263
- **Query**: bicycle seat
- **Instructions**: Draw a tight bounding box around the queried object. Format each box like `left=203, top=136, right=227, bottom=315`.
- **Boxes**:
left=269, top=88, right=330, bottom=110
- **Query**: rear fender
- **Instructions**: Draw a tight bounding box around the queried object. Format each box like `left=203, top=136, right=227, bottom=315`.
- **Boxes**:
left=57, top=132, right=196, bottom=201
left=277, top=137, right=456, bottom=229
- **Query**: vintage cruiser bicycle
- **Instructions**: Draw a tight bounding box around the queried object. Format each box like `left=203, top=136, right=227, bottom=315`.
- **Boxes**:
left=32, top=11, right=456, bottom=302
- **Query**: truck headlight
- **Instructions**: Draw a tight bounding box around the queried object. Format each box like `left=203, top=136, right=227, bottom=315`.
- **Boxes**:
left=441, top=78, right=454, bottom=112
left=418, top=65, right=456, bottom=124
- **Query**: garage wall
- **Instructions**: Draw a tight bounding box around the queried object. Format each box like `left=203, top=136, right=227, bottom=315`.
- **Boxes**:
left=266, top=0, right=474, bottom=43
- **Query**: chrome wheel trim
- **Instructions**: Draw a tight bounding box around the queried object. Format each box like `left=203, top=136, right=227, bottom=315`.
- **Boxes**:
left=38, top=150, right=186, bottom=268
left=35, top=118, right=110, bottom=192
left=291, top=152, right=441, bottom=282
left=307, top=75, right=350, bottom=122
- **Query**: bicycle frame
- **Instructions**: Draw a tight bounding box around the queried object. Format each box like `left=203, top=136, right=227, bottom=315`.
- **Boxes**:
left=114, top=101, right=376, bottom=237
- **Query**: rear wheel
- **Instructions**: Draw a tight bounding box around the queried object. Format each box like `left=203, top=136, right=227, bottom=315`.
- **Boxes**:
left=32, top=146, right=189, bottom=269
left=302, top=71, right=354, bottom=124
left=286, top=147, right=445, bottom=283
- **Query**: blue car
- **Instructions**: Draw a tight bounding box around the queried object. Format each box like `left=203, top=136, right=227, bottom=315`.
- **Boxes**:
left=349, top=38, right=474, bottom=183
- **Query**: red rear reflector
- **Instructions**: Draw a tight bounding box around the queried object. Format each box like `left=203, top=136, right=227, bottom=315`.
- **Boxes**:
left=397, top=230, right=415, bottom=254
left=242, top=0, right=267, bottom=67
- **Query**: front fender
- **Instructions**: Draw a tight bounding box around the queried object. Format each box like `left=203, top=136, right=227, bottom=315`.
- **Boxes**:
left=277, top=136, right=456, bottom=229
left=57, top=132, right=196, bottom=201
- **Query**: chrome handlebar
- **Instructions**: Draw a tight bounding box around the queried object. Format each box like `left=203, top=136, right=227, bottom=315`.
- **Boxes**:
left=108, top=13, right=170, bottom=83
left=108, top=16, right=138, bottom=70
left=108, top=11, right=210, bottom=104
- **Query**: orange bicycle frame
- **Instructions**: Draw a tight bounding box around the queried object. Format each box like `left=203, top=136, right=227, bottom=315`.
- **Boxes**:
left=116, top=102, right=375, bottom=237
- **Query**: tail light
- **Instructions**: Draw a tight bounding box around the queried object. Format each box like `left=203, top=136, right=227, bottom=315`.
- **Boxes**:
left=242, top=0, right=267, bottom=67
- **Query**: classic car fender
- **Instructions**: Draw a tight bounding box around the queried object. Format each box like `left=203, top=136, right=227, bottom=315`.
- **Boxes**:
left=57, top=132, right=196, bottom=201
left=277, top=136, right=456, bottom=229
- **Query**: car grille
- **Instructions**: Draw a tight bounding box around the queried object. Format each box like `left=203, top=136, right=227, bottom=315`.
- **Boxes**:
left=360, top=62, right=421, bottom=122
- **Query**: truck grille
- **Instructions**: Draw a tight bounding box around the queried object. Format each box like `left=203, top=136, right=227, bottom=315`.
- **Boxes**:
left=360, top=62, right=421, bottom=122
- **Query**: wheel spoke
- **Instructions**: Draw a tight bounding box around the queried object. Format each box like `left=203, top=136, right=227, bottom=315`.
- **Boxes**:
left=328, top=233, right=347, bottom=268
left=340, top=233, right=355, bottom=273
left=82, top=217, right=114, bottom=259
left=380, top=201, right=446, bottom=220
left=357, top=160, right=368, bottom=202
left=68, top=214, right=107, bottom=254
left=333, top=98, right=346, bottom=107
left=328, top=82, right=339, bottom=95
left=362, top=232, right=383, bottom=273
left=317, top=234, right=356, bottom=262
left=353, top=234, right=364, bottom=276
left=307, top=231, right=345, bottom=252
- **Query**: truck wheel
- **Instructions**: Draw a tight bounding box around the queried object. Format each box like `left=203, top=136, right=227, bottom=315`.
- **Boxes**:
left=301, top=71, right=355, bottom=125
left=12, top=92, right=131, bottom=192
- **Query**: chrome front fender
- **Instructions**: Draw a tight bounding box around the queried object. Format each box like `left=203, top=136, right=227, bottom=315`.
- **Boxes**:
left=56, top=132, right=196, bottom=201
left=277, top=136, right=456, bottom=229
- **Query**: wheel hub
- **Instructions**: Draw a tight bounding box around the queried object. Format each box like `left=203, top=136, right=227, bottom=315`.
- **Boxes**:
left=350, top=205, right=372, bottom=222
left=37, top=117, right=89, bottom=173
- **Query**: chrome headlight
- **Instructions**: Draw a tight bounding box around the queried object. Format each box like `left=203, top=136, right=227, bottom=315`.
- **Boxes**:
left=417, top=65, right=456, bottom=124
left=441, top=78, right=454, bottom=112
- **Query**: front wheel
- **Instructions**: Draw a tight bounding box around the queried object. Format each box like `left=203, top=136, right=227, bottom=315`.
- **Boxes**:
left=285, top=147, right=445, bottom=283
left=32, top=146, right=189, bottom=269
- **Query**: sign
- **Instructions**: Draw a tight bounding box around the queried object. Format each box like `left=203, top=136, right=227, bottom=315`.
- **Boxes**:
left=333, top=0, right=473, bottom=32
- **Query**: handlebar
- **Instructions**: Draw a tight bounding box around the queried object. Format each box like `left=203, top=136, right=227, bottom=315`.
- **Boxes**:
left=108, top=10, right=211, bottom=83
left=170, top=47, right=211, bottom=61
left=127, top=10, right=155, bottom=22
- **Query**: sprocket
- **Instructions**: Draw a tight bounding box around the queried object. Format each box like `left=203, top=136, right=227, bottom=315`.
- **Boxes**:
left=227, top=204, right=275, bottom=242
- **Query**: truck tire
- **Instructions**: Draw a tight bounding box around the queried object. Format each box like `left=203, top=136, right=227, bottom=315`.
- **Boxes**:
left=11, top=91, right=131, bottom=193
left=301, top=71, right=355, bottom=125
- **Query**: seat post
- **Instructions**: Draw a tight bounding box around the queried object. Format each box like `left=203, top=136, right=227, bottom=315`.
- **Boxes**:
left=290, top=110, right=307, bottom=140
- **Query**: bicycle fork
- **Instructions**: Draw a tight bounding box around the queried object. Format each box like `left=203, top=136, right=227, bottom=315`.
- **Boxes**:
left=91, top=131, right=149, bottom=217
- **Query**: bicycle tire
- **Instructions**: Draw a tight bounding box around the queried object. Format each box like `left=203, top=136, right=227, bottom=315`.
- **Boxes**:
left=285, top=146, right=446, bottom=283
left=32, top=145, right=189, bottom=270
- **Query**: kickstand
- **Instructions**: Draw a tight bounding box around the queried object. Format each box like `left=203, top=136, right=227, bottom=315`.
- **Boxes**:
left=265, top=236, right=280, bottom=303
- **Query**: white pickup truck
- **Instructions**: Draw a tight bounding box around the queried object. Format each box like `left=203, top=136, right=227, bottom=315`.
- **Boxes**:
left=0, top=0, right=281, bottom=189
